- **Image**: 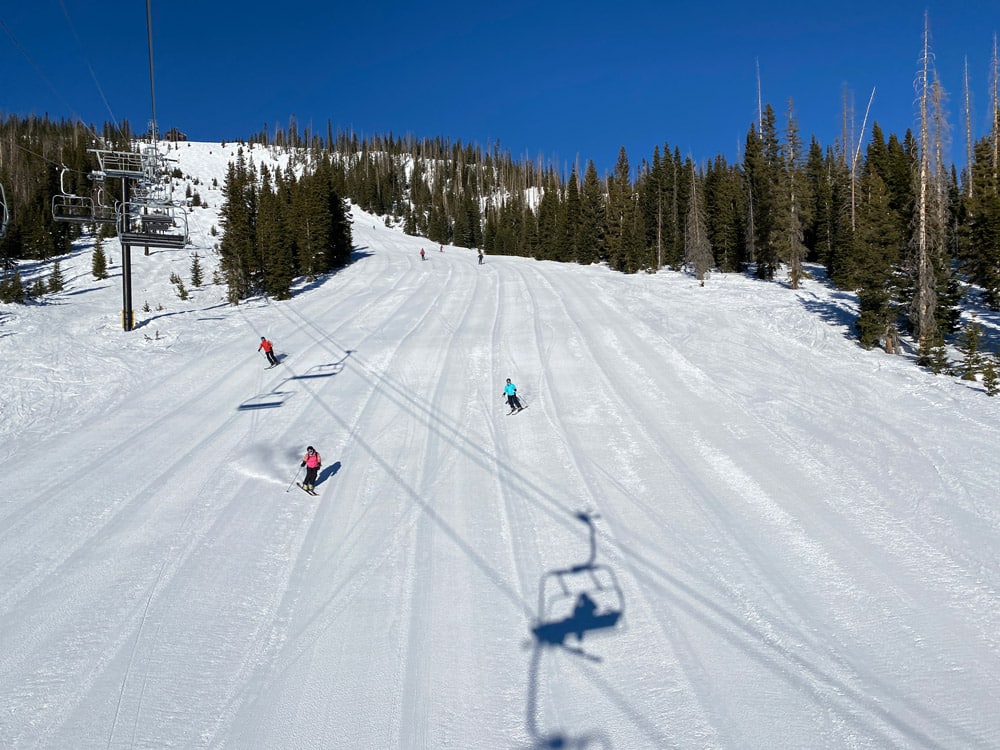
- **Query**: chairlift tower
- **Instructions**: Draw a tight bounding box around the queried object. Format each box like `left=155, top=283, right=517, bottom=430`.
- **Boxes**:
left=89, top=140, right=189, bottom=332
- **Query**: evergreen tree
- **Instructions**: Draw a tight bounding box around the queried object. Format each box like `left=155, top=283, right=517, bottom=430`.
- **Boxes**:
left=964, top=138, right=1000, bottom=308
left=562, top=165, right=581, bottom=263
left=170, top=271, right=189, bottom=300
left=190, top=252, right=203, bottom=287
left=704, top=155, right=744, bottom=273
left=982, top=351, right=999, bottom=396
left=576, top=161, right=605, bottom=265
left=217, top=152, right=258, bottom=302
left=853, top=168, right=903, bottom=352
left=956, top=316, right=983, bottom=381
left=91, top=236, right=108, bottom=280
left=0, top=271, right=25, bottom=303
left=743, top=107, right=781, bottom=279
left=47, top=259, right=64, bottom=293
left=257, top=166, right=294, bottom=298
left=606, top=147, right=643, bottom=272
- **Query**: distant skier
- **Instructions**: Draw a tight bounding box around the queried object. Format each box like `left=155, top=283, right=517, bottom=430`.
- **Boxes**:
left=503, top=378, right=523, bottom=414
left=420, top=248, right=426, bottom=261
left=258, top=336, right=279, bottom=366
left=440, top=244, right=443, bottom=252
left=478, top=248, right=484, bottom=265
left=300, top=446, right=322, bottom=493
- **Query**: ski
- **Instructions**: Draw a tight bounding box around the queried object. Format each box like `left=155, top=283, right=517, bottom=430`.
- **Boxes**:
left=296, top=483, right=318, bottom=496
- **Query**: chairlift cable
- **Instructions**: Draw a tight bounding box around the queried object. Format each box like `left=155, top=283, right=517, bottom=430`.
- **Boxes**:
left=0, top=16, right=108, bottom=147
left=145, top=0, right=159, bottom=146
left=57, top=0, right=122, bottom=141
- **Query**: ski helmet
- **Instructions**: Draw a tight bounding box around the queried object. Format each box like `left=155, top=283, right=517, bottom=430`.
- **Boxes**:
left=307, top=446, right=314, bottom=452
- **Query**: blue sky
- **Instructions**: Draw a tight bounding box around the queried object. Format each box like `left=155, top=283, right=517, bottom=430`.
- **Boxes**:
left=2, top=1, right=997, bottom=175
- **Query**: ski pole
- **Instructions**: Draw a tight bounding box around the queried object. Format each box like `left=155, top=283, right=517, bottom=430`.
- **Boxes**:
left=285, top=466, right=302, bottom=492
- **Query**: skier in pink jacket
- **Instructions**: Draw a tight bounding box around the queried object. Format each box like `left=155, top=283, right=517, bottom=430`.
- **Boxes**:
left=300, top=446, right=322, bottom=492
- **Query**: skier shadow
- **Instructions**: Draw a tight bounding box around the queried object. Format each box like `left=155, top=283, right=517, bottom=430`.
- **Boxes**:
left=522, top=512, right=622, bottom=749
left=315, top=460, right=341, bottom=486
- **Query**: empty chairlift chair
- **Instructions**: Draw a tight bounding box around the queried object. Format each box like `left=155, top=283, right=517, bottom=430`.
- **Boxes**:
left=118, top=200, right=189, bottom=249
left=51, top=166, right=96, bottom=224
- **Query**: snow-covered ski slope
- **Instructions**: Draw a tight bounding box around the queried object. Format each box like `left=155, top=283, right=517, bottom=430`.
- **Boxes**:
left=2, top=143, right=1000, bottom=749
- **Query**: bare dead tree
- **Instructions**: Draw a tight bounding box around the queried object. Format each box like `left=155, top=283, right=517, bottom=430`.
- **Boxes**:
left=849, top=87, right=876, bottom=230
left=684, top=168, right=712, bottom=284
left=964, top=56, right=975, bottom=198
left=992, top=34, right=1000, bottom=184
left=910, top=12, right=949, bottom=358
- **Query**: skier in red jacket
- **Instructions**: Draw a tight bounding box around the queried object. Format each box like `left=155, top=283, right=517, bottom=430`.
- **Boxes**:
left=258, top=336, right=279, bottom=366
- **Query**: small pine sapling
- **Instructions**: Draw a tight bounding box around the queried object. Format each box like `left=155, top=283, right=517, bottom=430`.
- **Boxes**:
left=170, top=271, right=189, bottom=300
left=190, top=253, right=203, bottom=286
left=982, top=352, right=999, bottom=396
left=956, top=317, right=983, bottom=381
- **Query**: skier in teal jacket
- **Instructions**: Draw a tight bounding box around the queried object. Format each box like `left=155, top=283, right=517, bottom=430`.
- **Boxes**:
left=503, top=378, right=523, bottom=414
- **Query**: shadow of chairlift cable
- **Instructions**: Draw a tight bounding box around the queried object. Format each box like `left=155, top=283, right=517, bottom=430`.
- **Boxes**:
left=531, top=512, right=625, bottom=657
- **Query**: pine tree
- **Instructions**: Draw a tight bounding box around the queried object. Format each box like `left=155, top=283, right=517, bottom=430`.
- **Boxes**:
left=0, top=271, right=25, bottom=303
left=964, top=138, right=1000, bottom=308
left=956, top=316, right=983, bottom=380
left=190, top=252, right=203, bottom=287
left=257, top=166, right=294, bottom=298
left=744, top=106, right=781, bottom=279
left=853, top=155, right=904, bottom=352
left=47, top=259, right=64, bottom=293
left=982, top=351, right=999, bottom=395
left=704, top=155, right=744, bottom=273
left=218, top=152, right=258, bottom=302
left=92, top=236, right=108, bottom=280
left=576, top=161, right=605, bottom=265
left=170, top=271, right=189, bottom=300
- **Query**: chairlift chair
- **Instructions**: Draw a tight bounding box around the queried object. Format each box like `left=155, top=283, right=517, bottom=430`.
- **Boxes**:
left=92, top=187, right=118, bottom=224
left=90, top=149, right=147, bottom=178
left=117, top=200, right=189, bottom=249
left=51, top=166, right=96, bottom=223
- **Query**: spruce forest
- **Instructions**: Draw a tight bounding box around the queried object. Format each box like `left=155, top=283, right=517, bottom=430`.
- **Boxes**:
left=2, top=26, right=1000, bottom=380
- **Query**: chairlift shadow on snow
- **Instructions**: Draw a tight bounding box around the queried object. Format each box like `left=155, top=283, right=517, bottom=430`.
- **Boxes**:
left=522, top=511, right=624, bottom=749
left=289, top=350, right=353, bottom=380
left=531, top=512, right=624, bottom=654
left=237, top=390, right=294, bottom=410
left=291, top=362, right=345, bottom=379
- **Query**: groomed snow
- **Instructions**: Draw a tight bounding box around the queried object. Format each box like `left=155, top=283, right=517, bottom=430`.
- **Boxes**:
left=2, top=142, right=1000, bottom=749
